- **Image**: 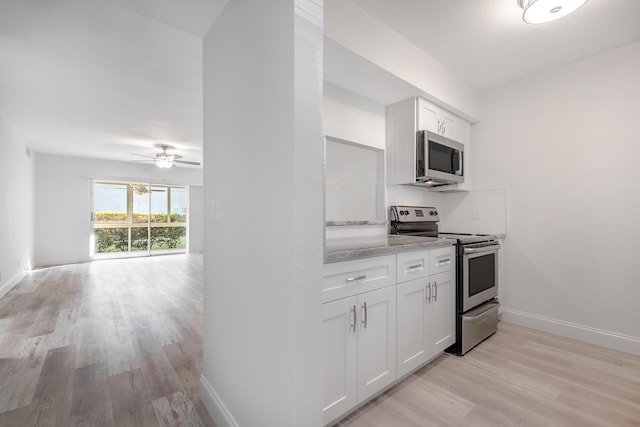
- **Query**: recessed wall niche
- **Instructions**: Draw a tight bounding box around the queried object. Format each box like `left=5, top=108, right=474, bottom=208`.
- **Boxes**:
left=324, top=136, right=385, bottom=224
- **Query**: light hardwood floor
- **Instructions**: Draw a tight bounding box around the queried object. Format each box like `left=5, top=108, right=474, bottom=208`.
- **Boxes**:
left=336, top=321, right=640, bottom=427
left=3, top=255, right=640, bottom=426
left=0, top=254, right=215, bottom=427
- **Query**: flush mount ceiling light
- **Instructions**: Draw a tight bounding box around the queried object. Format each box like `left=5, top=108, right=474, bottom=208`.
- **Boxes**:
left=518, top=0, right=588, bottom=24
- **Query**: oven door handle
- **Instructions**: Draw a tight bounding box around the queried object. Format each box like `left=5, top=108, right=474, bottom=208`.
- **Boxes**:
left=463, top=244, right=500, bottom=255
left=464, top=302, right=499, bottom=320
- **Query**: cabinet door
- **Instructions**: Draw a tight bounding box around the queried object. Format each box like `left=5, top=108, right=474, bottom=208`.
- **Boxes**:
left=396, top=277, right=429, bottom=377
left=429, top=270, right=455, bottom=355
left=357, top=286, right=397, bottom=403
left=439, top=109, right=457, bottom=139
left=455, top=119, right=470, bottom=145
left=323, top=297, right=357, bottom=424
left=417, top=98, right=440, bottom=133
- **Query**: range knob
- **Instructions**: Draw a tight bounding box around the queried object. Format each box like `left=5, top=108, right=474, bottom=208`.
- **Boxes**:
left=430, top=211, right=437, bottom=216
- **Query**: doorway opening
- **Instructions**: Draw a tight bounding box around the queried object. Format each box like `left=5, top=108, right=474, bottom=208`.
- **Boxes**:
left=92, top=181, right=187, bottom=259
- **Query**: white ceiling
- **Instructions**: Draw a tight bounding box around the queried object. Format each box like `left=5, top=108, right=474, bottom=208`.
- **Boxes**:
left=352, top=0, right=640, bottom=90
left=1, top=0, right=638, bottom=165
left=0, top=0, right=225, bottom=166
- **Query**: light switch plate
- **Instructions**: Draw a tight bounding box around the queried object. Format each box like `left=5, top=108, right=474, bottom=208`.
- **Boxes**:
left=472, top=207, right=482, bottom=220
left=209, top=199, right=224, bottom=224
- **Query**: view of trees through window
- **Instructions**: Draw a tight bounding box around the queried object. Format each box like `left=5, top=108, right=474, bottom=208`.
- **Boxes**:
left=93, top=181, right=187, bottom=257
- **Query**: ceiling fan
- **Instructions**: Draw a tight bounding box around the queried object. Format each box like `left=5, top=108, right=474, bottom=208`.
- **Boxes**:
left=131, top=184, right=166, bottom=195
left=131, top=144, right=201, bottom=168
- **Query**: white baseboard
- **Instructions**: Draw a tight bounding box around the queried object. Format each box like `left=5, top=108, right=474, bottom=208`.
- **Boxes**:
left=501, top=308, right=640, bottom=357
left=0, top=271, right=27, bottom=300
left=199, top=375, right=239, bottom=427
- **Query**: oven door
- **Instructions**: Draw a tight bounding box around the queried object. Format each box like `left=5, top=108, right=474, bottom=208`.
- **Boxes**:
left=462, top=242, right=499, bottom=313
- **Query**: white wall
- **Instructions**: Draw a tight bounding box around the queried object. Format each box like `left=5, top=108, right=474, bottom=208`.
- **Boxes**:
left=324, top=0, right=480, bottom=120
left=201, top=0, right=324, bottom=426
left=33, top=153, right=203, bottom=267
left=0, top=116, right=33, bottom=298
left=323, top=84, right=446, bottom=238
left=439, top=188, right=507, bottom=236
left=324, top=82, right=386, bottom=149
left=472, top=41, right=640, bottom=354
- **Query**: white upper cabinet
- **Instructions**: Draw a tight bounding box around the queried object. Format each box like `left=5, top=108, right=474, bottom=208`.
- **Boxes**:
left=418, top=98, right=456, bottom=140
left=386, top=96, right=472, bottom=191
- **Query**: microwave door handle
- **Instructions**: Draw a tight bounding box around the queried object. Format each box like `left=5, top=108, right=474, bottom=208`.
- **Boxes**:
left=416, top=130, right=426, bottom=180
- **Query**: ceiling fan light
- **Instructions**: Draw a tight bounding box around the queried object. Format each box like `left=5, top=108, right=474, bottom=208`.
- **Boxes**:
left=156, top=156, right=174, bottom=168
left=519, top=0, right=588, bottom=24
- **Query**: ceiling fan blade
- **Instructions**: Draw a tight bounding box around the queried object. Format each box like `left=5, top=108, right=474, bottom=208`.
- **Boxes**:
left=131, top=159, right=155, bottom=163
left=174, top=159, right=201, bottom=166
left=130, top=153, right=156, bottom=159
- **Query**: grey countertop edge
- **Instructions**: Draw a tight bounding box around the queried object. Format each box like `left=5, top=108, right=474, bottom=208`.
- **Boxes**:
left=324, top=239, right=455, bottom=264
left=326, top=220, right=388, bottom=226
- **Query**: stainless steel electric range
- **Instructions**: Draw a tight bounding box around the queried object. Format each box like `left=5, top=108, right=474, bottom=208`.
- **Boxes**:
left=390, top=206, right=500, bottom=355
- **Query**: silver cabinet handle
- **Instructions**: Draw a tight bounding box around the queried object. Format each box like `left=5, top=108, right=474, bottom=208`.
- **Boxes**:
left=346, top=275, right=366, bottom=282
left=426, top=282, right=431, bottom=303
left=438, top=258, right=450, bottom=264
left=361, top=302, right=368, bottom=328
left=442, top=122, right=446, bottom=134
left=350, top=304, right=357, bottom=333
left=408, top=264, right=422, bottom=270
left=433, top=282, right=438, bottom=302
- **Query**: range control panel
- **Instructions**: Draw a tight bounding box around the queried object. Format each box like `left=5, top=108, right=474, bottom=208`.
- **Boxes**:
left=390, top=206, right=439, bottom=222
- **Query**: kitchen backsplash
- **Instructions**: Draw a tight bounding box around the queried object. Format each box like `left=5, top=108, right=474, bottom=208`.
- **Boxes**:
left=439, top=188, right=507, bottom=236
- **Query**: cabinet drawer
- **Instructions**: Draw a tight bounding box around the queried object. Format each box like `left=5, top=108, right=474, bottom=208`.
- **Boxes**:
left=396, top=250, right=430, bottom=283
left=323, top=255, right=396, bottom=303
left=430, top=246, right=455, bottom=274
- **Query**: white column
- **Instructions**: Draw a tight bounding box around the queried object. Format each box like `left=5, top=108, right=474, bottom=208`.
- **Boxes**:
left=201, top=1, right=324, bottom=426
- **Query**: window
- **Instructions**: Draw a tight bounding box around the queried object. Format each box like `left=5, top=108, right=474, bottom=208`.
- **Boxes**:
left=93, top=181, right=187, bottom=257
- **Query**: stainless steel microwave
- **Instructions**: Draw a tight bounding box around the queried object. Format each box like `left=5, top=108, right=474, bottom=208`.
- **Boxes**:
left=415, top=130, right=464, bottom=187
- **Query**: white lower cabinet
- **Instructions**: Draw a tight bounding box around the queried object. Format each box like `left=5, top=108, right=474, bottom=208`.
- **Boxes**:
left=396, top=277, right=430, bottom=376
left=397, top=264, right=455, bottom=378
left=429, top=270, right=455, bottom=354
left=356, top=286, right=396, bottom=403
left=323, top=286, right=396, bottom=425
left=323, top=246, right=454, bottom=425
left=323, top=296, right=357, bottom=424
